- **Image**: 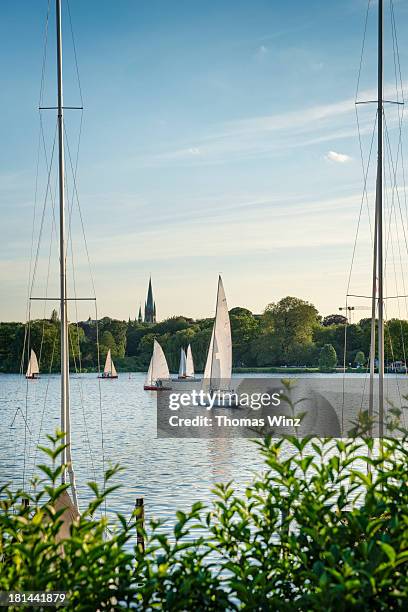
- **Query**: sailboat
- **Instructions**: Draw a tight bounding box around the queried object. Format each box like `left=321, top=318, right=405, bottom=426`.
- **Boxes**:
left=202, top=275, right=237, bottom=406
left=144, top=339, right=171, bottom=390
left=178, top=348, right=187, bottom=379
left=26, top=349, right=40, bottom=380
left=186, top=344, right=194, bottom=378
left=99, top=349, right=118, bottom=379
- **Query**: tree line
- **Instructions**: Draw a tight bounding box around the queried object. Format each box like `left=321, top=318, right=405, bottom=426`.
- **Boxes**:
left=1, top=297, right=408, bottom=373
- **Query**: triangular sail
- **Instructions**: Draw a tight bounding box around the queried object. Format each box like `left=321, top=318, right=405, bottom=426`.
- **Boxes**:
left=110, top=358, right=117, bottom=377
left=104, top=349, right=111, bottom=374
left=145, top=339, right=170, bottom=386
left=178, top=348, right=187, bottom=378
left=186, top=344, right=195, bottom=378
left=103, top=349, right=117, bottom=377
left=203, top=276, right=232, bottom=390
left=26, top=349, right=39, bottom=377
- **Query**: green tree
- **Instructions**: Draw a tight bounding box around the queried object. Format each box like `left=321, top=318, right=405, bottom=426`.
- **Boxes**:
left=260, top=296, right=320, bottom=365
left=319, top=343, right=337, bottom=371
left=229, top=307, right=260, bottom=367
left=355, top=350, right=365, bottom=367
left=100, top=331, right=117, bottom=358
left=322, top=313, right=347, bottom=326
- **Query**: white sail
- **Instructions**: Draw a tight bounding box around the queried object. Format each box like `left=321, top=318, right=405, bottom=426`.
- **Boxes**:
left=103, top=349, right=117, bottom=377
left=178, top=348, right=187, bottom=378
left=203, top=276, right=232, bottom=390
left=186, top=344, right=195, bottom=378
left=145, top=339, right=170, bottom=386
left=26, top=349, right=39, bottom=377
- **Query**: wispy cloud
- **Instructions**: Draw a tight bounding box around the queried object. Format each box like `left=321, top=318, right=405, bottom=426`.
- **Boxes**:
left=255, top=44, right=268, bottom=60
left=325, top=150, right=352, bottom=163
left=129, top=83, right=403, bottom=169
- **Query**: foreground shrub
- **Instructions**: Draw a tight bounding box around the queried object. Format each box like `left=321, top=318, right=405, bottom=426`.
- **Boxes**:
left=0, top=432, right=407, bottom=610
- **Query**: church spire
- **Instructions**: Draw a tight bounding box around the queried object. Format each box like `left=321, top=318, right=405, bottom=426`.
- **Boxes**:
left=138, top=305, right=142, bottom=324
left=144, top=277, right=156, bottom=324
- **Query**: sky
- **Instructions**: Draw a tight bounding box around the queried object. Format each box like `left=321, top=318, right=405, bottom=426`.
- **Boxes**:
left=1, top=0, right=408, bottom=323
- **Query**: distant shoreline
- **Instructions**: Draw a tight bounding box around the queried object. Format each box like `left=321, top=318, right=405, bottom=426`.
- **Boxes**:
left=1, top=366, right=375, bottom=375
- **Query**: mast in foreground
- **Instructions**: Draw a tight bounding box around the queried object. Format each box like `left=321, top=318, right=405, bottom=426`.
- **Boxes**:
left=369, top=0, right=384, bottom=437
left=56, top=0, right=78, bottom=509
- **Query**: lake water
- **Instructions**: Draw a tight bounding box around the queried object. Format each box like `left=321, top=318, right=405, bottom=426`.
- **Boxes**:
left=0, top=373, right=268, bottom=533
left=1, top=371, right=399, bottom=538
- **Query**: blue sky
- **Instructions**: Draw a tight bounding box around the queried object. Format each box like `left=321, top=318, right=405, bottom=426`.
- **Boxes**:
left=1, top=0, right=408, bottom=322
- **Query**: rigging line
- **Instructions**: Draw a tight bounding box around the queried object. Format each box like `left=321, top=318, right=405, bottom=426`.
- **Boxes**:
left=353, top=0, right=372, bottom=243
left=384, top=116, right=408, bottom=379
left=66, top=0, right=84, bottom=107
left=28, top=121, right=58, bottom=300
left=22, top=305, right=32, bottom=492
left=391, top=200, right=408, bottom=374
left=64, top=125, right=83, bottom=372
left=24, top=0, right=51, bottom=377
left=346, top=112, right=377, bottom=297
left=390, top=0, right=404, bottom=104
left=355, top=109, right=374, bottom=244
left=67, top=328, right=97, bottom=484
left=38, top=200, right=57, bottom=369
left=341, top=297, right=348, bottom=435
left=383, top=114, right=408, bottom=285
left=37, top=117, right=59, bottom=372
left=382, top=157, right=405, bottom=424
left=355, top=0, right=372, bottom=102
left=383, top=111, right=408, bottom=365
left=38, top=0, right=51, bottom=109
left=95, top=302, right=106, bottom=516
left=383, top=126, right=395, bottom=271
left=383, top=301, right=405, bottom=428
left=30, top=330, right=58, bottom=488
left=21, top=120, right=48, bottom=376
left=23, top=124, right=58, bottom=476
left=389, top=0, right=400, bottom=106
left=77, top=374, right=97, bottom=484
left=388, top=6, right=408, bottom=322
left=63, top=121, right=97, bottom=300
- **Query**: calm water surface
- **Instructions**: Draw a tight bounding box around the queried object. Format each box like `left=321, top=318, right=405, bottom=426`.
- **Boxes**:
left=1, top=371, right=383, bottom=540
left=0, top=373, right=269, bottom=533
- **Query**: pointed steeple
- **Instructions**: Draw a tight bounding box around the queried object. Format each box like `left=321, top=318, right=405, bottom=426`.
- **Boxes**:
left=138, top=305, right=142, bottom=324
left=144, top=277, right=156, bottom=323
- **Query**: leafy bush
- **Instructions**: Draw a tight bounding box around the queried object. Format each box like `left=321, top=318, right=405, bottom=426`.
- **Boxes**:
left=1, top=432, right=408, bottom=610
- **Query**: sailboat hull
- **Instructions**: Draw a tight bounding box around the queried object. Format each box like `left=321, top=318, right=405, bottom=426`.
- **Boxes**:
left=144, top=384, right=171, bottom=391
left=98, top=373, right=118, bottom=379
left=26, top=374, right=40, bottom=380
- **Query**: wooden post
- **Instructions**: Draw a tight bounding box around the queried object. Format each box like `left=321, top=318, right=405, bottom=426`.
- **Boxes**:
left=135, top=497, right=145, bottom=552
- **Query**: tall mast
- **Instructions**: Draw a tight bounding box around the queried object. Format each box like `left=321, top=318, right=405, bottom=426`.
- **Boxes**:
left=369, top=0, right=384, bottom=436
left=377, top=0, right=384, bottom=437
left=56, top=0, right=78, bottom=508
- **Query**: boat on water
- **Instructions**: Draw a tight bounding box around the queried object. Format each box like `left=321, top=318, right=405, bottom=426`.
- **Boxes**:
left=170, top=344, right=196, bottom=385
left=99, top=349, right=118, bottom=379
left=25, top=349, right=40, bottom=380
left=144, top=339, right=171, bottom=390
left=202, top=275, right=238, bottom=408
left=178, top=348, right=187, bottom=379
left=186, top=344, right=195, bottom=378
